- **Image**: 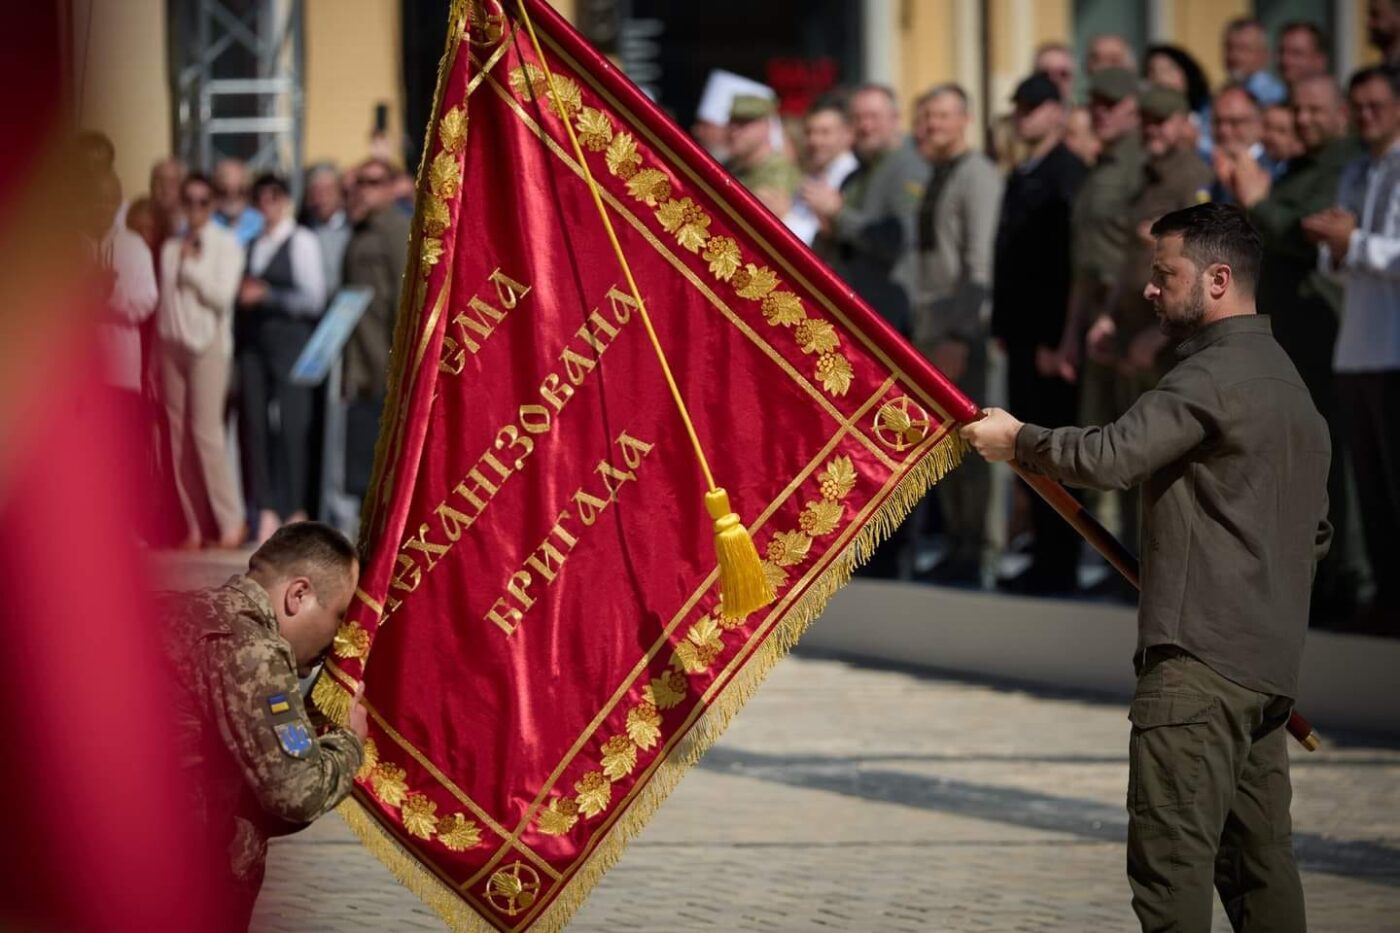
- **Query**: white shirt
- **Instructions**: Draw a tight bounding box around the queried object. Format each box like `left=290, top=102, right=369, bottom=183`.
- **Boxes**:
left=159, top=222, right=244, bottom=353
left=783, top=150, right=859, bottom=245
left=247, top=216, right=327, bottom=318
left=1325, top=140, right=1400, bottom=372
left=92, top=226, right=157, bottom=391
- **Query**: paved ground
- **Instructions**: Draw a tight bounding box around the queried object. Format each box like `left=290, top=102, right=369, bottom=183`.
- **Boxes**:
left=160, top=551, right=1400, bottom=931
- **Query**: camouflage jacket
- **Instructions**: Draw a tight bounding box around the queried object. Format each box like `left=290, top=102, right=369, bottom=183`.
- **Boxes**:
left=161, top=575, right=362, bottom=886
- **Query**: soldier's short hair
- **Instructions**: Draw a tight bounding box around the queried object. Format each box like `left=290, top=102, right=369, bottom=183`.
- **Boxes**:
left=249, top=522, right=357, bottom=598
left=1150, top=203, right=1263, bottom=296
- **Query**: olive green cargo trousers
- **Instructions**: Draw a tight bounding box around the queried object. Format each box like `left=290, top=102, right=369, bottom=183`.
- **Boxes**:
left=1127, top=646, right=1305, bottom=932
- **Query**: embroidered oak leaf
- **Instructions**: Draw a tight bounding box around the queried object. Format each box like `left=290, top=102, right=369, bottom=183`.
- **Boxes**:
left=761, top=559, right=789, bottom=593
left=421, top=237, right=444, bottom=276
left=672, top=615, right=724, bottom=674
left=438, top=106, right=468, bottom=153
left=429, top=151, right=462, bottom=199
left=799, top=499, right=844, bottom=537
left=600, top=734, right=638, bottom=781
left=626, top=702, right=662, bottom=750
left=509, top=64, right=546, bottom=100
left=766, top=530, right=813, bottom=568
left=537, top=797, right=580, bottom=836
left=816, top=352, right=854, bottom=396
left=574, top=771, right=611, bottom=818
left=735, top=263, right=778, bottom=299
left=760, top=291, right=805, bottom=326
left=605, top=131, right=641, bottom=179
left=401, top=792, right=439, bottom=839
left=818, top=455, right=857, bottom=500
left=625, top=168, right=672, bottom=206
left=356, top=738, right=379, bottom=782
left=575, top=107, right=613, bottom=151
left=656, top=197, right=711, bottom=253
left=436, top=813, right=482, bottom=851
left=642, top=670, right=688, bottom=709
left=702, top=236, right=741, bottom=280
left=371, top=763, right=408, bottom=807
left=795, top=318, right=840, bottom=354
left=423, top=197, right=452, bottom=236
left=333, top=622, right=370, bottom=660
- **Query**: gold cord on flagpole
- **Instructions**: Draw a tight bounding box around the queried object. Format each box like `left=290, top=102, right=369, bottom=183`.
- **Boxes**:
left=513, top=0, right=773, bottom=618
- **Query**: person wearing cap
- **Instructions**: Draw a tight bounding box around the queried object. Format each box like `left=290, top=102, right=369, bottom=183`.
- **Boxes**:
left=991, top=72, right=1089, bottom=594
left=1097, top=86, right=1213, bottom=388
left=1228, top=74, right=1367, bottom=622
left=691, top=69, right=774, bottom=163
left=907, top=82, right=1002, bottom=585
left=1081, top=85, right=1212, bottom=557
left=1052, top=67, right=1144, bottom=574
left=726, top=94, right=800, bottom=218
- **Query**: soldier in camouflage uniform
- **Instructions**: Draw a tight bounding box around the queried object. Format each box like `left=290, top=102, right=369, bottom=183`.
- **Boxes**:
left=726, top=94, right=801, bottom=218
left=162, top=521, right=365, bottom=929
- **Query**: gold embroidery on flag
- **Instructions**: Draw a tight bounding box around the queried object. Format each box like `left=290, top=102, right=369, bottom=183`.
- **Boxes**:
left=333, top=621, right=370, bottom=660
left=572, top=771, right=611, bottom=817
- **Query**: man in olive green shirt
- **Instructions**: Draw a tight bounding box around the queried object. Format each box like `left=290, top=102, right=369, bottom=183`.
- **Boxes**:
left=964, top=204, right=1330, bottom=933
left=726, top=94, right=800, bottom=219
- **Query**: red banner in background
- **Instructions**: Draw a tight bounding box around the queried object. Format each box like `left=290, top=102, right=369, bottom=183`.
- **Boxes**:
left=312, top=1, right=977, bottom=929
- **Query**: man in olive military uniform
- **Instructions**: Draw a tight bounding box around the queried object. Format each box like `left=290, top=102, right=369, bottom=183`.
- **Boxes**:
left=964, top=204, right=1331, bottom=933
left=726, top=94, right=800, bottom=219
left=162, top=521, right=367, bottom=929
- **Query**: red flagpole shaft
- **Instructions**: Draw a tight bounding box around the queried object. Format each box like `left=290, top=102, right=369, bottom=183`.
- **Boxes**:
left=1009, top=462, right=1321, bottom=752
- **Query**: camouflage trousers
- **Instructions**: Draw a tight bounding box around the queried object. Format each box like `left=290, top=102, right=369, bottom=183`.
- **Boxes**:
left=1127, top=646, right=1305, bottom=933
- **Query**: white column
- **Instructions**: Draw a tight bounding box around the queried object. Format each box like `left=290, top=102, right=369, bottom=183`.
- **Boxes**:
left=863, top=0, right=899, bottom=87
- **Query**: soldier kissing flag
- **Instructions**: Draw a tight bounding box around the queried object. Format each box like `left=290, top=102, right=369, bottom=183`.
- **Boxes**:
left=311, top=0, right=980, bottom=929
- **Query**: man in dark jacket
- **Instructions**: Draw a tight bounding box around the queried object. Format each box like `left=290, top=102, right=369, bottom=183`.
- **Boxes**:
left=342, top=158, right=412, bottom=497
left=963, top=204, right=1330, bottom=933
left=1226, top=73, right=1366, bottom=619
left=991, top=72, right=1088, bottom=593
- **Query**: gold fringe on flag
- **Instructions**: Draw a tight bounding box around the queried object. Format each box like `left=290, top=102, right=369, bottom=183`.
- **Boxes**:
left=339, top=430, right=966, bottom=932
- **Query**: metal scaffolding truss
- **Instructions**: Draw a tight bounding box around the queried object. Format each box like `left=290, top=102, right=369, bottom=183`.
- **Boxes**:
left=170, top=0, right=304, bottom=184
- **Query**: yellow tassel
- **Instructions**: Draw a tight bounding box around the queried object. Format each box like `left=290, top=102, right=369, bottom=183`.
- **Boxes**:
left=706, top=488, right=775, bottom=619
left=311, top=672, right=353, bottom=727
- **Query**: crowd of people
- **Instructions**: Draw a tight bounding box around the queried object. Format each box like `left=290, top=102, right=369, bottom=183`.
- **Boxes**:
left=80, top=11, right=1398, bottom=633
left=710, top=13, right=1399, bottom=631
left=79, top=137, right=413, bottom=551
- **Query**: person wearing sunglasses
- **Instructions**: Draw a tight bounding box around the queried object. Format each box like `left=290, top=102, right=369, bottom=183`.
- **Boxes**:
left=157, top=172, right=247, bottom=550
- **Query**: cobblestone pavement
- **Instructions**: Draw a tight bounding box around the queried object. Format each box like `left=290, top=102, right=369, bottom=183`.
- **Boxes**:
left=158, top=552, right=1400, bottom=931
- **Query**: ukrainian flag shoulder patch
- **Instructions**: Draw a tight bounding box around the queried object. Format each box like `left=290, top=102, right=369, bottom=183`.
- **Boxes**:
left=267, top=693, right=291, bottom=715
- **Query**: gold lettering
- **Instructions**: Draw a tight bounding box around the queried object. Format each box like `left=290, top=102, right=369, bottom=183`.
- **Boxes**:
left=390, top=552, right=422, bottom=594
left=577, top=309, right=619, bottom=355
left=518, top=403, right=552, bottom=435
left=402, top=523, right=450, bottom=570
left=439, top=334, right=465, bottom=375
left=560, top=347, right=597, bottom=386
left=524, top=539, right=570, bottom=583
left=454, top=466, right=501, bottom=513
left=572, top=488, right=609, bottom=527
left=595, top=461, right=637, bottom=501
left=614, top=431, right=655, bottom=470
left=604, top=285, right=637, bottom=326
left=495, top=424, right=534, bottom=470
left=435, top=503, right=474, bottom=542
left=487, top=267, right=532, bottom=309
left=539, top=372, right=575, bottom=413
left=485, top=597, right=523, bottom=636
left=480, top=451, right=513, bottom=482
left=505, top=570, right=536, bottom=611
left=550, top=510, right=579, bottom=548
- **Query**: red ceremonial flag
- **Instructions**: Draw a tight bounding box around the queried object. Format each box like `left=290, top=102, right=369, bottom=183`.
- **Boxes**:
left=314, top=1, right=978, bottom=928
